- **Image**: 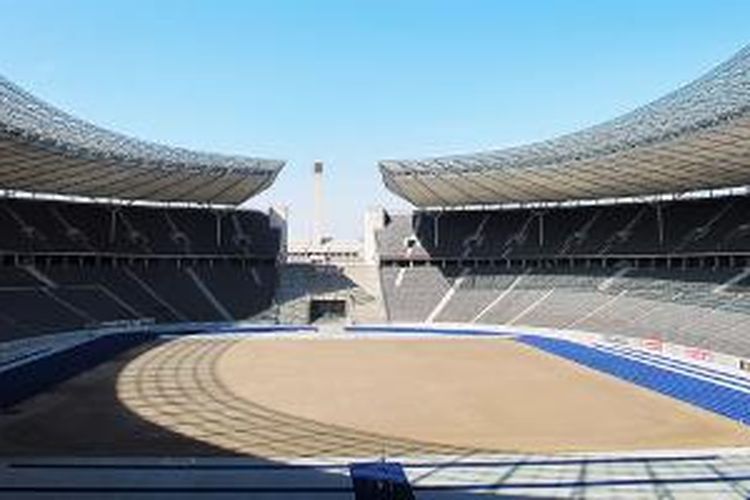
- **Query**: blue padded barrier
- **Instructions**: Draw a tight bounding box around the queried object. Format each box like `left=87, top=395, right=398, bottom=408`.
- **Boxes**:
left=0, top=347, right=51, bottom=369
left=0, top=332, right=156, bottom=409
left=518, top=335, right=750, bottom=424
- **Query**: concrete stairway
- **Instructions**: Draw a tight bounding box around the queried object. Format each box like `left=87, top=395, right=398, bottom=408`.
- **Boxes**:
left=272, top=263, right=385, bottom=324
left=273, top=265, right=315, bottom=324
left=341, top=264, right=386, bottom=324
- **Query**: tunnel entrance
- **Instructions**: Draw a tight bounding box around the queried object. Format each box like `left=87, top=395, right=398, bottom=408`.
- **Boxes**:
left=309, top=299, right=347, bottom=323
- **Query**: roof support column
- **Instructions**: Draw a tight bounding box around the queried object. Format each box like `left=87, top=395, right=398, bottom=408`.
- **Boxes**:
left=109, top=207, right=119, bottom=246
left=433, top=212, right=441, bottom=249
left=655, top=203, right=665, bottom=249
left=537, top=211, right=545, bottom=249
left=214, top=211, right=222, bottom=248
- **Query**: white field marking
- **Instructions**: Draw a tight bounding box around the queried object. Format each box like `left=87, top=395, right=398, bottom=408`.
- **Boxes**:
left=185, top=267, right=233, bottom=321
left=598, top=267, right=630, bottom=292
left=395, top=268, right=407, bottom=288
left=565, top=290, right=628, bottom=329
left=508, top=289, right=555, bottom=325
left=714, top=267, right=750, bottom=294
left=472, top=272, right=528, bottom=323
left=425, top=273, right=467, bottom=323
left=23, top=265, right=57, bottom=288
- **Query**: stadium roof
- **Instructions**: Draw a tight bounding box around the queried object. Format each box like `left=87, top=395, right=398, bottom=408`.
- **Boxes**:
left=380, top=44, right=750, bottom=208
left=0, top=76, right=284, bottom=205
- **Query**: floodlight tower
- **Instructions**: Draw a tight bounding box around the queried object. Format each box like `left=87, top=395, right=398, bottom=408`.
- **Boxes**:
left=313, top=160, right=324, bottom=246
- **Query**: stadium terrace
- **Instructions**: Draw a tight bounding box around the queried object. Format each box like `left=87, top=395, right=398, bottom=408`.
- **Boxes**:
left=380, top=44, right=750, bottom=207
left=3, top=38, right=750, bottom=500
left=0, top=76, right=284, bottom=205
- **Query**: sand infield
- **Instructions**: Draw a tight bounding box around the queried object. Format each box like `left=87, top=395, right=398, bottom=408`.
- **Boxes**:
left=1, top=335, right=748, bottom=457
left=217, top=337, right=750, bottom=453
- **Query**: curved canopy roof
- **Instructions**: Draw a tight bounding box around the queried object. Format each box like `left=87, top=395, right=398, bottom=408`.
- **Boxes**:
left=380, top=44, right=750, bottom=207
left=0, top=76, right=284, bottom=205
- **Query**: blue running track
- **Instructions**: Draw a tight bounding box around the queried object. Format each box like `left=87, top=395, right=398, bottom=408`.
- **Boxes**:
left=518, top=335, right=750, bottom=424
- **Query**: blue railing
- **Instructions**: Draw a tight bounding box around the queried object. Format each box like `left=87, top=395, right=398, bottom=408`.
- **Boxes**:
left=0, top=332, right=156, bottom=409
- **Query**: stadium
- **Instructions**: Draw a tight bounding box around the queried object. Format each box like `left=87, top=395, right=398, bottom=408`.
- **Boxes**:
left=2, top=30, right=750, bottom=500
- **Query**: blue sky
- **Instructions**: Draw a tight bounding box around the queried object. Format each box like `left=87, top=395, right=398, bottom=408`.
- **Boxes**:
left=1, top=1, right=749, bottom=240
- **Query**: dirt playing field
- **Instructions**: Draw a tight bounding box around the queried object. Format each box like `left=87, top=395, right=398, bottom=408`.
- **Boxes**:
left=1, top=336, right=749, bottom=458
left=216, top=337, right=750, bottom=453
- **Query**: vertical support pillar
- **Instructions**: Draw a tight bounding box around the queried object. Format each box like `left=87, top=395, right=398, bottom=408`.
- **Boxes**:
left=656, top=203, right=664, bottom=248
left=268, top=205, right=289, bottom=264
left=538, top=211, right=545, bottom=249
left=363, top=207, right=386, bottom=264
left=109, top=207, right=118, bottom=245
left=214, top=211, right=222, bottom=248
left=433, top=212, right=440, bottom=249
